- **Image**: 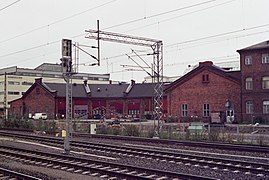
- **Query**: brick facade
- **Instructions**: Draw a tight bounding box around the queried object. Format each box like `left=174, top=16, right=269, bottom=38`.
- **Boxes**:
left=10, top=78, right=163, bottom=120
left=166, top=61, right=241, bottom=123
left=237, top=41, right=269, bottom=123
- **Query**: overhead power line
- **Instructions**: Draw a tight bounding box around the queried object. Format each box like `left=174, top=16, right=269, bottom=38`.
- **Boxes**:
left=103, top=0, right=217, bottom=30
left=124, top=0, right=236, bottom=33
left=0, top=0, right=117, bottom=44
left=0, top=0, right=233, bottom=60
left=166, top=24, right=269, bottom=48
left=0, top=0, right=215, bottom=45
left=0, top=0, right=21, bottom=12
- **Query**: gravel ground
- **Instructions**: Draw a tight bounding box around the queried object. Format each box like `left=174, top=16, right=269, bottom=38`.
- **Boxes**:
left=0, top=133, right=268, bottom=180
left=0, top=140, right=100, bottom=180
left=75, top=136, right=269, bottom=163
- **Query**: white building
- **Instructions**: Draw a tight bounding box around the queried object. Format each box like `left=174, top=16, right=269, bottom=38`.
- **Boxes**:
left=0, top=63, right=110, bottom=117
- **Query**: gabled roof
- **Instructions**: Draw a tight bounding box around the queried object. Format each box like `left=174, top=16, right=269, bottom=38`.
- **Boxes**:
left=88, top=84, right=129, bottom=98
left=127, top=83, right=155, bottom=98
left=21, top=78, right=163, bottom=99
left=21, top=79, right=56, bottom=99
left=237, top=40, right=269, bottom=52
left=46, top=83, right=88, bottom=98
left=165, top=61, right=241, bottom=92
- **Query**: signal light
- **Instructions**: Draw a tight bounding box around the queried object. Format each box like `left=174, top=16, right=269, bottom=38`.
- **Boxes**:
left=62, top=39, right=72, bottom=58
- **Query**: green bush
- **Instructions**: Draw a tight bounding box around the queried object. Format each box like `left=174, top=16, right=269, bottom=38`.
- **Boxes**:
left=164, top=117, right=177, bottom=123
left=123, top=125, right=140, bottom=136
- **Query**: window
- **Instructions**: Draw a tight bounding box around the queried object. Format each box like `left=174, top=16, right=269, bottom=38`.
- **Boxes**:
left=262, top=54, right=269, bottom=64
left=36, top=88, right=40, bottom=94
left=262, top=76, right=269, bottom=89
left=203, top=103, right=210, bottom=117
left=246, top=101, right=253, bottom=114
left=8, top=81, right=20, bottom=85
left=22, top=81, right=33, bottom=85
left=45, top=106, right=49, bottom=113
left=128, top=110, right=140, bottom=115
left=245, top=56, right=252, bottom=65
left=263, top=101, right=269, bottom=114
left=8, top=91, right=20, bottom=95
left=181, top=104, right=188, bottom=117
left=202, top=74, right=209, bottom=83
left=245, top=77, right=253, bottom=90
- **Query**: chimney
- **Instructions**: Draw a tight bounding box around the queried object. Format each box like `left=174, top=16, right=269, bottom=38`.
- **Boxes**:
left=199, top=61, right=213, bottom=67
left=83, top=80, right=87, bottom=85
left=124, top=79, right=135, bottom=94
left=83, top=80, right=91, bottom=94
left=35, top=78, right=42, bottom=84
left=131, top=79, right=135, bottom=85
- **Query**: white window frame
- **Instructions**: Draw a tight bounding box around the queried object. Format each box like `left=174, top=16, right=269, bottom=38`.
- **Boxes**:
left=245, top=77, right=253, bottom=90
left=181, top=104, right=188, bottom=117
left=246, top=101, right=253, bottom=114
left=245, top=56, right=252, bottom=65
left=203, top=103, right=210, bottom=117
left=262, top=54, right=269, bottom=64
left=263, top=101, right=269, bottom=114
left=262, top=76, right=269, bottom=89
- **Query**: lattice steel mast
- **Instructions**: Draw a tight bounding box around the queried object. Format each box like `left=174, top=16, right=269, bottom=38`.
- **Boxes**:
left=85, top=20, right=163, bottom=137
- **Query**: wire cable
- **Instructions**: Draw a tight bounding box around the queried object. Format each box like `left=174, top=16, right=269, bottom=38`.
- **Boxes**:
left=0, top=0, right=117, bottom=44
left=103, top=0, right=217, bottom=30
left=0, top=0, right=21, bottom=12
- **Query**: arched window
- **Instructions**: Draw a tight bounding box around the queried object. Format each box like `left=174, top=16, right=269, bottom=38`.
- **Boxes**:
left=246, top=101, right=253, bottom=114
left=263, top=101, right=269, bottom=114
left=262, top=76, right=269, bottom=89
left=245, top=77, right=253, bottom=90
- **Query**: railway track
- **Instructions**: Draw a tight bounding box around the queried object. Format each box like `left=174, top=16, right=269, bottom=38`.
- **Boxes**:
left=73, top=132, right=269, bottom=153
left=0, top=167, right=41, bottom=180
left=0, top=144, right=215, bottom=180
left=0, top=131, right=268, bottom=179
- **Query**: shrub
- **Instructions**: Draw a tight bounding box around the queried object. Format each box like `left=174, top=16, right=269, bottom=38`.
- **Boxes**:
left=123, top=125, right=140, bottom=137
left=164, top=117, right=177, bottom=123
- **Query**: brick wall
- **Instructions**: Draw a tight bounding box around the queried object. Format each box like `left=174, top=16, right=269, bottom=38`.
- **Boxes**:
left=23, top=85, right=55, bottom=119
left=239, top=48, right=269, bottom=123
left=168, top=68, right=241, bottom=122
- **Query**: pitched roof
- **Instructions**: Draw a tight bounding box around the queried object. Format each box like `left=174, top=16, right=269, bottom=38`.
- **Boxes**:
left=88, top=84, right=129, bottom=98
left=237, top=40, right=269, bottom=52
left=25, top=78, right=163, bottom=99
left=127, top=83, right=155, bottom=98
left=45, top=83, right=88, bottom=98
left=165, top=61, right=241, bottom=92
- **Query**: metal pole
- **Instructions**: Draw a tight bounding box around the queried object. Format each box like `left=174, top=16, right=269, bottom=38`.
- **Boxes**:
left=4, top=72, right=7, bottom=120
left=64, top=75, right=71, bottom=153
left=97, top=20, right=100, bottom=66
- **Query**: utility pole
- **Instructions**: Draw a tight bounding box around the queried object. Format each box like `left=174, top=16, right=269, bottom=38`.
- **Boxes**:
left=85, top=20, right=163, bottom=137
left=3, top=72, right=7, bottom=120
left=61, top=39, right=73, bottom=154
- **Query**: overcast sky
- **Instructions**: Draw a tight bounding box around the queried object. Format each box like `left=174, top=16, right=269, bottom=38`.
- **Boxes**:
left=1, top=0, right=269, bottom=82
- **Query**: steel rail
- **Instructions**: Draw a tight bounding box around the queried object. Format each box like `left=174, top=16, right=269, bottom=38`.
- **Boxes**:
left=74, top=132, right=269, bottom=153
left=0, top=131, right=268, bottom=177
left=0, top=167, right=41, bottom=180
left=0, top=145, right=216, bottom=180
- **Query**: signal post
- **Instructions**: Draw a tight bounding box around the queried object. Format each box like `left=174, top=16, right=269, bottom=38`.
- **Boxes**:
left=61, top=39, right=73, bottom=154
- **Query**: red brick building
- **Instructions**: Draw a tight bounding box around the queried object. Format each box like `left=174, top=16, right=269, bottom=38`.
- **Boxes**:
left=237, top=40, right=269, bottom=124
left=165, top=61, right=241, bottom=123
left=10, top=78, right=166, bottom=120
